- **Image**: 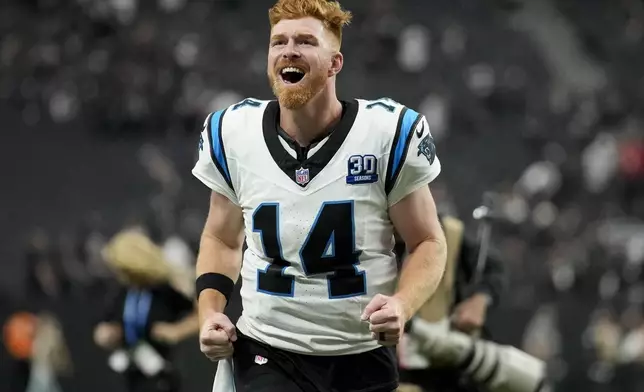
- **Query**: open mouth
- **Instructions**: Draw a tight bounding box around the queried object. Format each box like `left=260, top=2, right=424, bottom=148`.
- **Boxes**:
left=280, top=66, right=306, bottom=84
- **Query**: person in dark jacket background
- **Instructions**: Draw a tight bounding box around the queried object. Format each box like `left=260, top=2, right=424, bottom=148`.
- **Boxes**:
left=397, top=213, right=507, bottom=392
left=93, top=229, right=198, bottom=392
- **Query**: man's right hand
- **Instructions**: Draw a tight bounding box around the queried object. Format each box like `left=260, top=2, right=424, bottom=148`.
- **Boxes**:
left=199, top=312, right=237, bottom=361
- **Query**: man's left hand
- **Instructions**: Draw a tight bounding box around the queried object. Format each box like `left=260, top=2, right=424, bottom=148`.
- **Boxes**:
left=451, top=293, right=490, bottom=334
left=361, top=294, right=407, bottom=346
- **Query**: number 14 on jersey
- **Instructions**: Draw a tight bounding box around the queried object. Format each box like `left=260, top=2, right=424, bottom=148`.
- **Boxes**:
left=252, top=201, right=366, bottom=299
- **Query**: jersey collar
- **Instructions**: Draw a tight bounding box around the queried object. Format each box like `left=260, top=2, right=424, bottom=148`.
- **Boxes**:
left=262, top=100, right=359, bottom=188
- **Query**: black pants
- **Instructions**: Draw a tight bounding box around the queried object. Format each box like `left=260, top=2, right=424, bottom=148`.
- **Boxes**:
left=232, top=332, right=398, bottom=392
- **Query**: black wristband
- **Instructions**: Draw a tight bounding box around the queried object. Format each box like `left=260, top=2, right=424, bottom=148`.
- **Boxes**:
left=196, top=273, right=235, bottom=303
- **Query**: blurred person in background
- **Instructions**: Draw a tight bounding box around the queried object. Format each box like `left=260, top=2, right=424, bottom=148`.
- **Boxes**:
left=93, top=229, right=198, bottom=392
left=397, top=210, right=507, bottom=392
left=3, top=311, right=72, bottom=392
left=3, top=311, right=37, bottom=392
left=25, top=313, right=73, bottom=392
left=193, top=0, right=446, bottom=391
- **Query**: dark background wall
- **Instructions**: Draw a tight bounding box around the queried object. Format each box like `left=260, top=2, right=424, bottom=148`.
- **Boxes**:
left=1, top=0, right=644, bottom=391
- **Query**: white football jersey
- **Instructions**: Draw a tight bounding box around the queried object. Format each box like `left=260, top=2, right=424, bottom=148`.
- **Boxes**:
left=193, top=97, right=441, bottom=355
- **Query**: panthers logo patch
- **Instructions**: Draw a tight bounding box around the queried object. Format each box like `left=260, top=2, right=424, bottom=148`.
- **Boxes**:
left=417, top=135, right=436, bottom=165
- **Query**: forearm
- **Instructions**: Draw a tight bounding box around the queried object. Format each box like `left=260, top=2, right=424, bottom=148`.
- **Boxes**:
left=394, top=238, right=447, bottom=320
left=196, top=232, right=242, bottom=317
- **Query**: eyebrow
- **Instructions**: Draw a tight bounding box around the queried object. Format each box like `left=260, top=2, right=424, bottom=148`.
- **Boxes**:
left=270, top=33, right=319, bottom=43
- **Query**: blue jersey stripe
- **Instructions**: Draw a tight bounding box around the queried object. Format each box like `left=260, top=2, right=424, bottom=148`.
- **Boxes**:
left=390, top=108, right=420, bottom=181
left=209, top=109, right=232, bottom=185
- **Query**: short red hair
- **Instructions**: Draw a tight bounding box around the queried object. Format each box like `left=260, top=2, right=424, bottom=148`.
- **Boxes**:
left=269, top=0, right=352, bottom=46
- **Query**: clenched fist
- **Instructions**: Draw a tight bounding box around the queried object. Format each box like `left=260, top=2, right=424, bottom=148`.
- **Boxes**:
left=361, top=294, right=407, bottom=346
left=200, top=312, right=237, bottom=361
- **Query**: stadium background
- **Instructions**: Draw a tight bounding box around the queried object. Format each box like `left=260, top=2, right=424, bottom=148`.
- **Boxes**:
left=1, top=0, right=644, bottom=391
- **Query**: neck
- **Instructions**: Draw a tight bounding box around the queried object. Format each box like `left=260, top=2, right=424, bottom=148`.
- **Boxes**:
left=279, top=85, right=343, bottom=146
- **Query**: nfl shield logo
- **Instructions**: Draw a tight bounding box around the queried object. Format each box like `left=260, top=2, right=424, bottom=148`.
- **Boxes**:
left=295, top=167, right=310, bottom=185
left=254, top=355, right=268, bottom=365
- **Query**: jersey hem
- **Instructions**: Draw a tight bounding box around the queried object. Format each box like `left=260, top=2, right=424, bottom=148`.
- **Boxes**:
left=236, top=316, right=382, bottom=356
left=192, top=168, right=239, bottom=205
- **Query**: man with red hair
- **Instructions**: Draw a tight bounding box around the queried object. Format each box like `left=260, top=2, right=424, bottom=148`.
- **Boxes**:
left=192, top=1, right=447, bottom=390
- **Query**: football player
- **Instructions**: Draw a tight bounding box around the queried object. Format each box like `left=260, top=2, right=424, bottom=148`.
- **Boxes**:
left=192, top=1, right=447, bottom=391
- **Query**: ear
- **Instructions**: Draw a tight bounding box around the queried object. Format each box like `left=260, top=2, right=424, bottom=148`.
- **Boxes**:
left=328, top=51, right=343, bottom=77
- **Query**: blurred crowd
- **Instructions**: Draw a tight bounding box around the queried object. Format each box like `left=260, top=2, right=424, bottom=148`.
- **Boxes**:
left=2, top=0, right=644, bottom=391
